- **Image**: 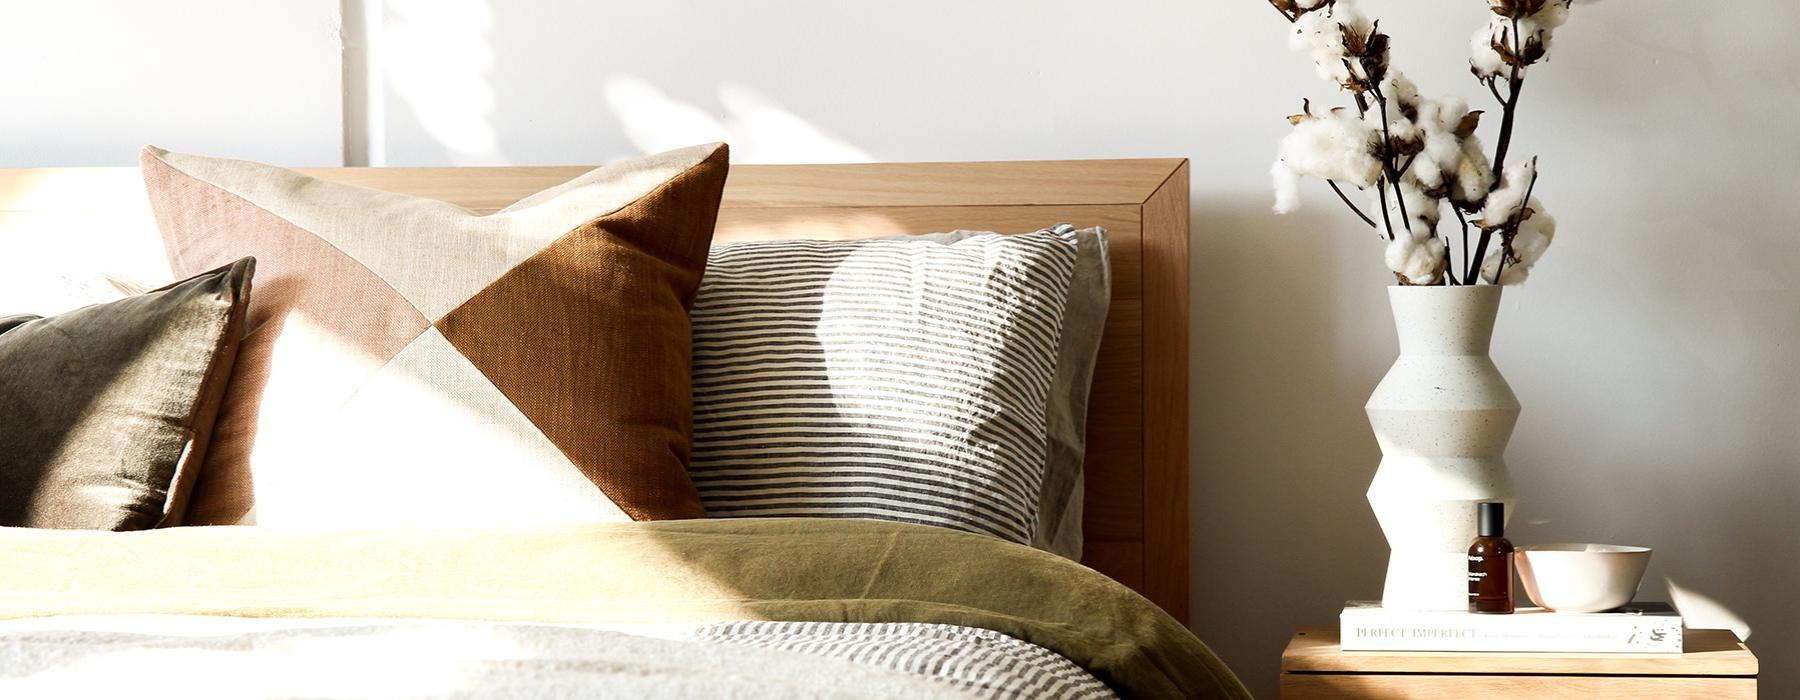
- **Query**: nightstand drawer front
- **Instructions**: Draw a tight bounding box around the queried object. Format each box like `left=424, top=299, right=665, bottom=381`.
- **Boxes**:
left=1281, top=672, right=1756, bottom=699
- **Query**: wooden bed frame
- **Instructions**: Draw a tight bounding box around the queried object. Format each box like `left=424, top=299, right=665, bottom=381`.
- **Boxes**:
left=0, top=158, right=1193, bottom=623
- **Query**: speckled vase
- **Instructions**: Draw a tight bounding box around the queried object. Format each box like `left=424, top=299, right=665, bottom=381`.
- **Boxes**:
left=1366, top=285, right=1519, bottom=611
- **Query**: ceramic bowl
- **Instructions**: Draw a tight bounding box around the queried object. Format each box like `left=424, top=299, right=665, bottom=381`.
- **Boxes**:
left=1515, top=544, right=1652, bottom=613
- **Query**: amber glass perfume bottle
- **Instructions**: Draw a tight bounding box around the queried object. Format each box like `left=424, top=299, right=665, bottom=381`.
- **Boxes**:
left=1467, top=501, right=1515, bottom=614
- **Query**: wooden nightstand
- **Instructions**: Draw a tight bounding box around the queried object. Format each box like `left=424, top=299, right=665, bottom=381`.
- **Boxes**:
left=1280, top=625, right=1758, bottom=698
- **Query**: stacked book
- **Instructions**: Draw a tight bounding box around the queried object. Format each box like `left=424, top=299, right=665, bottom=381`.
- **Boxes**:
left=1340, top=601, right=1684, bottom=653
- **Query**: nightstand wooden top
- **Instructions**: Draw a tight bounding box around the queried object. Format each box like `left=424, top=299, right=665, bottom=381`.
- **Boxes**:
left=1283, top=626, right=1758, bottom=676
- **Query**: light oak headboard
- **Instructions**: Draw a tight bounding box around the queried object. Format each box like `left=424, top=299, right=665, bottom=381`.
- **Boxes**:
left=0, top=158, right=1192, bottom=623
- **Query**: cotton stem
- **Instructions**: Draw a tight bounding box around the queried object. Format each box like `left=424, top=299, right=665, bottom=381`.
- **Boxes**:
left=1456, top=207, right=1472, bottom=282
left=1371, top=85, right=1413, bottom=240
left=1489, top=18, right=1526, bottom=180
left=1375, top=179, right=1398, bottom=241
left=1328, top=180, right=1380, bottom=230
left=1442, top=241, right=1461, bottom=286
left=1469, top=20, right=1527, bottom=283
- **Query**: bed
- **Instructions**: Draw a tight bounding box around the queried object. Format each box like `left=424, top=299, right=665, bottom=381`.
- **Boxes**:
left=0, top=156, right=1243, bottom=698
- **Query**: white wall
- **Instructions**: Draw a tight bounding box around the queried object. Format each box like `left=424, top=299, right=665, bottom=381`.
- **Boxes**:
left=0, top=0, right=344, bottom=166
left=4, top=2, right=1795, bottom=695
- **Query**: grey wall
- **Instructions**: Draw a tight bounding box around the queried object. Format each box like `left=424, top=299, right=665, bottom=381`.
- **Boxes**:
left=3, top=1, right=1794, bottom=695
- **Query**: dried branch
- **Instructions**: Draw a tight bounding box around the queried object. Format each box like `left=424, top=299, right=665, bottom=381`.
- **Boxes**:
left=1468, top=18, right=1528, bottom=282
left=1442, top=241, right=1461, bottom=285
left=1328, top=180, right=1379, bottom=230
left=1267, top=0, right=1305, bottom=23
left=1397, top=153, right=1419, bottom=179
left=1455, top=207, right=1473, bottom=281
left=1467, top=230, right=1495, bottom=284
left=1489, top=18, right=1526, bottom=179
left=1371, top=84, right=1414, bottom=240
left=1342, top=58, right=1370, bottom=115
left=1375, top=178, right=1398, bottom=241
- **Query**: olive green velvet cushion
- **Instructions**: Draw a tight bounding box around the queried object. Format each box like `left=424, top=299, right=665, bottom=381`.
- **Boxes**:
left=0, top=258, right=253, bottom=529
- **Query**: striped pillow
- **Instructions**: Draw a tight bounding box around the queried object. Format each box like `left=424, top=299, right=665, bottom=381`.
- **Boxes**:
left=689, top=227, right=1083, bottom=544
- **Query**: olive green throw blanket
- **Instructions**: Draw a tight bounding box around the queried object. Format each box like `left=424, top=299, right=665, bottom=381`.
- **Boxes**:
left=0, top=518, right=1247, bottom=698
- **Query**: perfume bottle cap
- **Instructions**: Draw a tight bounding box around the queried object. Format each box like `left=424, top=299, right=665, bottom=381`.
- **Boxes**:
left=1478, top=501, right=1505, bottom=537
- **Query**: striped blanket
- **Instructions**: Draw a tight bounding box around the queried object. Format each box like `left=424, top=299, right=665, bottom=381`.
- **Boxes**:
left=0, top=617, right=1115, bottom=699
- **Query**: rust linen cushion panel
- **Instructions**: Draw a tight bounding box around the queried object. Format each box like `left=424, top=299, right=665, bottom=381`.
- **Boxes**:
left=140, top=143, right=729, bottom=526
left=0, top=258, right=253, bottom=530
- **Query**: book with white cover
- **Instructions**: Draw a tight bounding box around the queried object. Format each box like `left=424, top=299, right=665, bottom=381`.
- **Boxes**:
left=1340, top=601, right=1684, bottom=653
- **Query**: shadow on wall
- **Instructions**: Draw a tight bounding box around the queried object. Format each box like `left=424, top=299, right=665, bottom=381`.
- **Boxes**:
left=378, top=0, right=505, bottom=164
left=366, top=0, right=872, bottom=166
left=1186, top=192, right=1397, bottom=687
left=602, top=77, right=872, bottom=163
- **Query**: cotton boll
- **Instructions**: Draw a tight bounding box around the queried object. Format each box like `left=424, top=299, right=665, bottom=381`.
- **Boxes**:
left=1288, top=10, right=1339, bottom=55
left=1479, top=159, right=1536, bottom=226
left=1519, top=5, right=1569, bottom=59
left=1382, top=73, right=1423, bottom=113
left=1479, top=197, right=1556, bottom=284
left=1368, top=108, right=1423, bottom=148
left=1290, top=11, right=1348, bottom=84
left=1411, top=155, right=1448, bottom=192
left=1412, top=97, right=1469, bottom=191
left=1470, top=16, right=1509, bottom=78
left=1289, top=2, right=1373, bottom=86
left=1473, top=1, right=1570, bottom=76
left=1358, top=72, right=1426, bottom=165
left=1515, top=16, right=1556, bottom=56
left=1450, top=140, right=1494, bottom=209
left=1271, top=160, right=1303, bottom=214
left=1328, top=1, right=1374, bottom=41
left=1385, top=234, right=1447, bottom=285
left=1366, top=73, right=1423, bottom=139
left=1294, top=0, right=1330, bottom=9
left=1276, top=111, right=1383, bottom=189
left=1409, top=97, right=1492, bottom=210
left=1270, top=109, right=1385, bottom=213
left=1421, top=97, right=1468, bottom=135
left=1417, top=98, right=1468, bottom=153
left=1513, top=205, right=1555, bottom=262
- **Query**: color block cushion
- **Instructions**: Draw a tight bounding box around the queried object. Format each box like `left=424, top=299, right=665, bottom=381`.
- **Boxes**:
left=0, top=258, right=253, bottom=529
left=141, top=143, right=729, bottom=526
left=687, top=226, right=1089, bottom=545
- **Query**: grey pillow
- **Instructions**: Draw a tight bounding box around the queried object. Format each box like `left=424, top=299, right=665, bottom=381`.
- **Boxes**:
left=0, top=258, right=253, bottom=529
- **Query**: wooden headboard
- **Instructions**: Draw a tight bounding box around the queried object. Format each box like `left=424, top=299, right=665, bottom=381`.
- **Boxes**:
left=0, top=158, right=1192, bottom=623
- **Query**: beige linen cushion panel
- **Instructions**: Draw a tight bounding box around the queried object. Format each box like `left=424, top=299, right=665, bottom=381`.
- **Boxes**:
left=140, top=143, right=729, bottom=526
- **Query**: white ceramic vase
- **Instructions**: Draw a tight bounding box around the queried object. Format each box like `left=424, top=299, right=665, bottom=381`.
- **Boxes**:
left=1366, top=285, right=1519, bottom=611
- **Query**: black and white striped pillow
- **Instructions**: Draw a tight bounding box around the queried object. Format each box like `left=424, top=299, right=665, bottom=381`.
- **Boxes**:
left=688, top=227, right=1083, bottom=544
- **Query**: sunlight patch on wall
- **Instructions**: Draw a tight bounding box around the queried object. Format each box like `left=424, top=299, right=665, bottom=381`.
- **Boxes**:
left=1666, top=577, right=1752, bottom=641
left=603, top=76, right=871, bottom=163
left=382, top=0, right=500, bottom=164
